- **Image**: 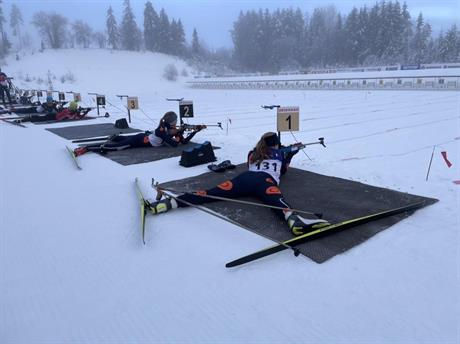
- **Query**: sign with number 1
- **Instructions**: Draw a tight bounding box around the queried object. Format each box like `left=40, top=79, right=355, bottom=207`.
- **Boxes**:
left=277, top=106, right=299, bottom=132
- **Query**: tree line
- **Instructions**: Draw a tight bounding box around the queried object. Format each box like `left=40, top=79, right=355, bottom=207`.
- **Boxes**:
left=232, top=1, right=460, bottom=72
left=1, top=0, right=459, bottom=72
left=0, top=0, right=206, bottom=60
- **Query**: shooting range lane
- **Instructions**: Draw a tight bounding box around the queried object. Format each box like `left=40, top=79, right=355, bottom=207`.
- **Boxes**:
left=159, top=164, right=437, bottom=263
left=46, top=122, right=142, bottom=140
left=99, top=141, right=220, bottom=166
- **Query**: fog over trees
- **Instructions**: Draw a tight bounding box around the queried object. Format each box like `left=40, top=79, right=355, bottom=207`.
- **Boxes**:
left=232, top=2, right=460, bottom=71
left=1, top=0, right=459, bottom=72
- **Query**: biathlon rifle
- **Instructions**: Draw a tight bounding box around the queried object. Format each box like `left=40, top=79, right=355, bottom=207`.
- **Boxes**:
left=280, top=138, right=326, bottom=153
left=292, top=137, right=326, bottom=149
left=179, top=122, right=223, bottom=131
left=261, top=105, right=281, bottom=110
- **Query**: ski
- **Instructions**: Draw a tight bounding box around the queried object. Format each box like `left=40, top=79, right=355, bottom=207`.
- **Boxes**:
left=1, top=119, right=26, bottom=128
left=134, top=178, right=148, bottom=245
left=65, top=146, right=82, bottom=170
left=225, top=201, right=428, bottom=268
left=72, top=133, right=139, bottom=144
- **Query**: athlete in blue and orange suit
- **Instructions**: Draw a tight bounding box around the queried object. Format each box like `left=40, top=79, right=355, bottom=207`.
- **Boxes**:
left=149, top=132, right=330, bottom=235
left=74, top=111, right=205, bottom=156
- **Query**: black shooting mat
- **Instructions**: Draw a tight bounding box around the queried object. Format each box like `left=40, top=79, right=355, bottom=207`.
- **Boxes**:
left=99, top=142, right=220, bottom=166
left=46, top=122, right=142, bottom=140
left=159, top=164, right=437, bottom=263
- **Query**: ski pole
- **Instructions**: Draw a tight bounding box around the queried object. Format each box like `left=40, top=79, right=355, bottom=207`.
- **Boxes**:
left=154, top=184, right=322, bottom=218
left=151, top=179, right=302, bottom=256
left=426, top=145, right=436, bottom=181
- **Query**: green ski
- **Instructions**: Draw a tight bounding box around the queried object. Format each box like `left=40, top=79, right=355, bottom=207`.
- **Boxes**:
left=134, top=178, right=148, bottom=244
left=226, top=201, right=428, bottom=268
left=65, top=146, right=82, bottom=170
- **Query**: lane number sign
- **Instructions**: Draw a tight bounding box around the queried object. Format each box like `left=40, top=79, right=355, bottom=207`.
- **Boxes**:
left=179, top=100, right=194, bottom=118
left=277, top=106, right=299, bottom=132
left=127, top=96, right=139, bottom=110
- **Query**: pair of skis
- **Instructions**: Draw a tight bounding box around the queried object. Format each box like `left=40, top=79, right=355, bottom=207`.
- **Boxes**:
left=135, top=178, right=427, bottom=267
left=225, top=201, right=426, bottom=267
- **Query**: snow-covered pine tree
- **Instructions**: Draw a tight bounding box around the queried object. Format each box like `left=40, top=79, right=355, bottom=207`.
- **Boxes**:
left=344, top=7, right=360, bottom=65
left=411, top=13, right=431, bottom=64
left=9, top=4, right=23, bottom=49
left=168, top=19, right=186, bottom=57
left=0, top=0, right=11, bottom=57
left=191, top=27, right=202, bottom=58
left=106, top=6, right=119, bottom=50
left=157, top=8, right=170, bottom=54
left=401, top=2, right=413, bottom=63
left=120, top=0, right=141, bottom=51
left=175, top=19, right=186, bottom=56
left=143, top=1, right=159, bottom=52
left=440, top=25, right=459, bottom=62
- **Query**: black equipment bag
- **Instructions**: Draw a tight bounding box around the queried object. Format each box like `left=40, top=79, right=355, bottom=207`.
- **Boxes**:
left=179, top=141, right=217, bottom=167
left=114, top=118, right=129, bottom=129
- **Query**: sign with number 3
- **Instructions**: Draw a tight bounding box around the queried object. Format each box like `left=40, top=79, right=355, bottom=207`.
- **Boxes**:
left=127, top=97, right=139, bottom=110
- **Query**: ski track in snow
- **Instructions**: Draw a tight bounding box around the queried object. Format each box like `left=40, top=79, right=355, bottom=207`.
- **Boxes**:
left=1, top=50, right=459, bottom=343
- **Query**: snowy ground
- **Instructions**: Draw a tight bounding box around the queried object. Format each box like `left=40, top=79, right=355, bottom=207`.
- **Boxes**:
left=1, top=50, right=459, bottom=343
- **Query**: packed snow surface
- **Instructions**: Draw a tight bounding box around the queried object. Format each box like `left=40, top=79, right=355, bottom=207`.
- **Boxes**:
left=1, top=50, right=459, bottom=343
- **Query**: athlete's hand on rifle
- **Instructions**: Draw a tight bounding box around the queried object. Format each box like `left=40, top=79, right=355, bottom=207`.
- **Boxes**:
left=195, top=124, right=206, bottom=131
left=291, top=142, right=304, bottom=148
left=289, top=142, right=305, bottom=151
left=78, top=107, right=92, bottom=115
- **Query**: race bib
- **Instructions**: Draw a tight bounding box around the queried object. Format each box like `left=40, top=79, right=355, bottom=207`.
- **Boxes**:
left=248, top=159, right=282, bottom=183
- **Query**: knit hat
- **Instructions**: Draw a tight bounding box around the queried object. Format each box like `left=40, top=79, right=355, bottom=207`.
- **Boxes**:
left=163, top=111, right=178, bottom=125
left=264, top=133, right=280, bottom=147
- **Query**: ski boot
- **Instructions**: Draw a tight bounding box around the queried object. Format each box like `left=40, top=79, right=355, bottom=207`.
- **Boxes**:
left=287, top=214, right=330, bottom=236
left=74, top=147, right=88, bottom=156
left=146, top=197, right=177, bottom=215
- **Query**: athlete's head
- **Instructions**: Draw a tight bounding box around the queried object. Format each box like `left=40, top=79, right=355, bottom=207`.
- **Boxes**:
left=262, top=132, right=280, bottom=147
left=250, top=132, right=279, bottom=164
left=68, top=101, right=78, bottom=112
left=161, top=111, right=178, bottom=126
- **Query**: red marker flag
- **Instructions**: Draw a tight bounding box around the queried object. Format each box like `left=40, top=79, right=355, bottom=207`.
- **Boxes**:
left=441, top=151, right=452, bottom=168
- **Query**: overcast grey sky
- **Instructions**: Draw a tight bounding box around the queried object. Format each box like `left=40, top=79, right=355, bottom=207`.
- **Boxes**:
left=7, top=0, right=460, bottom=49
